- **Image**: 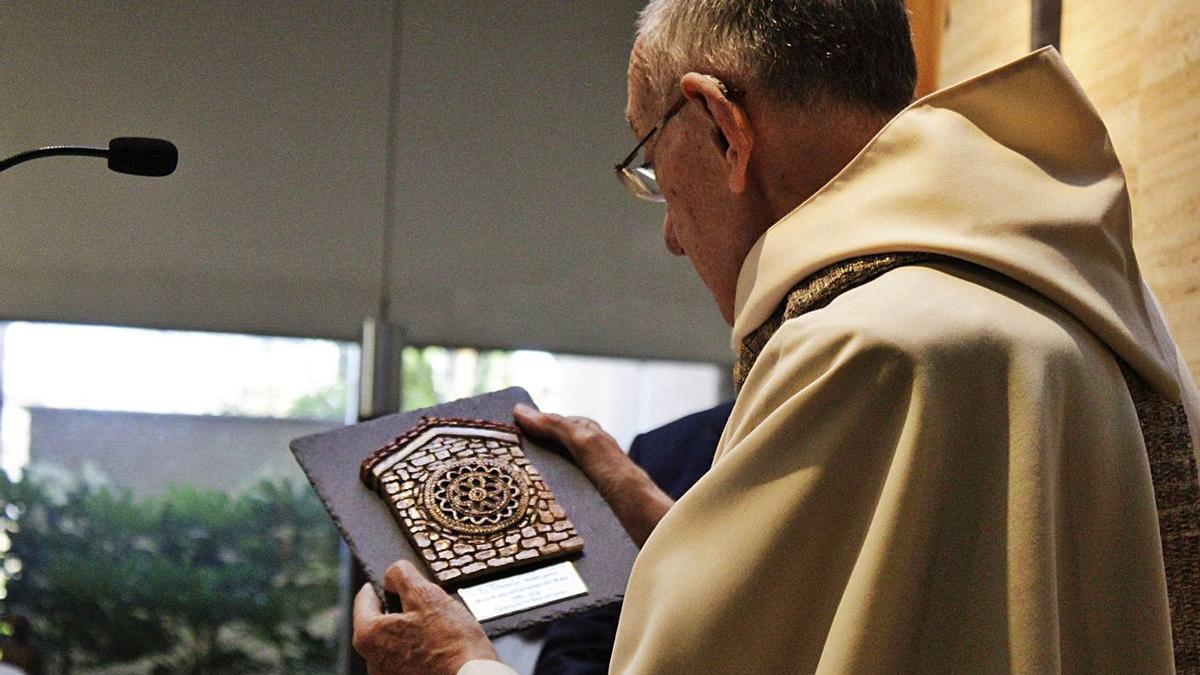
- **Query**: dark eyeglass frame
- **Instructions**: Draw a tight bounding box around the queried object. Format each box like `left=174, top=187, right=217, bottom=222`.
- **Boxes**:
left=613, top=94, right=688, bottom=203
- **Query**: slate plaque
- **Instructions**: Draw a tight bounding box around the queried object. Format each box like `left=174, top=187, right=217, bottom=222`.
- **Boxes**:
left=290, top=387, right=639, bottom=636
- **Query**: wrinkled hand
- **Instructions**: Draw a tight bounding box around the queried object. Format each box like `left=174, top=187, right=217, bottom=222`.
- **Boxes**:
left=512, top=403, right=673, bottom=547
left=353, top=560, right=498, bottom=675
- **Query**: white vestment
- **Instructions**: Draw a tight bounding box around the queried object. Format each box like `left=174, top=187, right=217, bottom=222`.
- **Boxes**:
left=610, top=48, right=1198, bottom=674
left=464, top=48, right=1200, bottom=675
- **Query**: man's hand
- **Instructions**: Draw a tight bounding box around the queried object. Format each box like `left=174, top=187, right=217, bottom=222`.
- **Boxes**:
left=353, top=560, right=498, bottom=675
left=513, top=403, right=673, bottom=547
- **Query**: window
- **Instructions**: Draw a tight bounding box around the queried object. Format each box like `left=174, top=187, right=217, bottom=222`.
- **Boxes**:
left=0, top=323, right=722, bottom=674
left=0, top=322, right=357, bottom=673
left=403, top=346, right=723, bottom=449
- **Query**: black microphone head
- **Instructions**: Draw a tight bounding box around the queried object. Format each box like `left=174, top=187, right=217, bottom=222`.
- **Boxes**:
left=108, top=137, right=178, bottom=177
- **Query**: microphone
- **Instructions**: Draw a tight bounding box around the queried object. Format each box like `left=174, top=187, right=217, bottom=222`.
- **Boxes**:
left=0, top=137, right=178, bottom=176
left=107, top=137, right=178, bottom=176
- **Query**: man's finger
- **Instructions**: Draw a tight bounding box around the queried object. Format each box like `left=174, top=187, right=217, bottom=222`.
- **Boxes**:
left=385, top=560, right=441, bottom=608
left=512, top=403, right=553, bottom=437
left=353, top=582, right=383, bottom=628
left=566, top=416, right=601, bottom=430
left=513, top=403, right=574, bottom=441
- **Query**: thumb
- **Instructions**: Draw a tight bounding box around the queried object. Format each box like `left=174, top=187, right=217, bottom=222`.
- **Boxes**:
left=513, top=403, right=564, bottom=440
left=353, top=582, right=383, bottom=626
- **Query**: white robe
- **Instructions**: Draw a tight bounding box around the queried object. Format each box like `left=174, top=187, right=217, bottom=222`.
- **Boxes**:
left=462, top=48, right=1199, bottom=675
left=611, top=48, right=1198, bottom=674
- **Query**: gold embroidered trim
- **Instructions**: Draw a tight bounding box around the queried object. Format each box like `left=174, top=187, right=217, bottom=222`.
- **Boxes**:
left=733, top=253, right=939, bottom=391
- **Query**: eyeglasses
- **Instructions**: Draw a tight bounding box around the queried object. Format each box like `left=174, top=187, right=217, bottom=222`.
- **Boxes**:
left=614, top=94, right=687, bottom=203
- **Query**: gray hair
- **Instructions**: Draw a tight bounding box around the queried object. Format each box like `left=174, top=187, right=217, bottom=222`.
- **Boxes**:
left=635, top=0, right=917, bottom=114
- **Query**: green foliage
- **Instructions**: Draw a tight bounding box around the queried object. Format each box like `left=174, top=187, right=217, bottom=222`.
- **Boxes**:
left=286, top=380, right=349, bottom=420
left=402, top=347, right=438, bottom=410
left=0, top=472, right=340, bottom=674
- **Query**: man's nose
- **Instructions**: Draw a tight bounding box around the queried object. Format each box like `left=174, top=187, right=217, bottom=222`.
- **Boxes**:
left=663, top=211, right=685, bottom=256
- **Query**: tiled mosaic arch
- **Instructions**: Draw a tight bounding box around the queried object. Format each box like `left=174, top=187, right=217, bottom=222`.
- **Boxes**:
left=361, top=417, right=584, bottom=586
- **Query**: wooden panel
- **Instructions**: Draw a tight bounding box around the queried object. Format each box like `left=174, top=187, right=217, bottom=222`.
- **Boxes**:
left=939, top=0, right=1030, bottom=86
left=1060, top=0, right=1141, bottom=189
left=1130, top=0, right=1200, bottom=381
left=906, top=0, right=948, bottom=97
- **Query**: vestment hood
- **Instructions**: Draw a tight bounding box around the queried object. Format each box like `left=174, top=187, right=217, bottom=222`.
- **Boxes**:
left=732, top=47, right=1190, bottom=400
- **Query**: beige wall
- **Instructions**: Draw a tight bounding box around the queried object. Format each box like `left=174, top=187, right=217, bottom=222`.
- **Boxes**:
left=940, top=0, right=1200, bottom=383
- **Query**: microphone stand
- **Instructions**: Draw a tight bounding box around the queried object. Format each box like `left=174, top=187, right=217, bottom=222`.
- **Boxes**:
left=0, top=145, right=108, bottom=173
left=1, top=138, right=177, bottom=176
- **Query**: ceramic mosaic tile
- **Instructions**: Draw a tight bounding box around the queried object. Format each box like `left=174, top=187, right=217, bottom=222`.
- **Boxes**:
left=360, top=417, right=584, bottom=586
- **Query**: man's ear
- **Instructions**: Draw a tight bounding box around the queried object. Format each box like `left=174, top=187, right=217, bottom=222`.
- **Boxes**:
left=679, top=72, right=754, bottom=194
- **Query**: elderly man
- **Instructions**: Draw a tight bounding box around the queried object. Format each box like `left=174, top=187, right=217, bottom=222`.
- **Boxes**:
left=354, top=1, right=1200, bottom=673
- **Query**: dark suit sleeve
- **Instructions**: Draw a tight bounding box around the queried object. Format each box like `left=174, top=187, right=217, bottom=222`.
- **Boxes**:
left=532, top=403, right=733, bottom=675
left=532, top=601, right=623, bottom=675
left=532, top=433, right=653, bottom=675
